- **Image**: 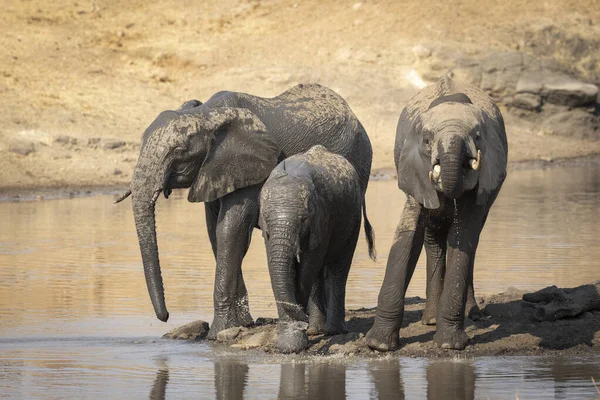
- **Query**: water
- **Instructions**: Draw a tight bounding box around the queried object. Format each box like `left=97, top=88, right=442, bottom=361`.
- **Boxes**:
left=1, top=165, right=599, bottom=399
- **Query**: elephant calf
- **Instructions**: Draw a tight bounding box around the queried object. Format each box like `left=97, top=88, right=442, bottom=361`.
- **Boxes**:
left=367, top=76, right=508, bottom=351
left=259, top=145, right=376, bottom=353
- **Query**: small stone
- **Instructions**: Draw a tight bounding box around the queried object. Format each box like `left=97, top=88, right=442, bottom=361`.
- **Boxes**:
left=88, top=137, right=101, bottom=146
left=163, top=320, right=210, bottom=340
left=54, top=135, right=77, bottom=145
left=103, top=140, right=126, bottom=150
left=113, top=168, right=122, bottom=175
left=217, top=326, right=243, bottom=343
left=9, top=141, right=35, bottom=156
left=353, top=2, right=362, bottom=10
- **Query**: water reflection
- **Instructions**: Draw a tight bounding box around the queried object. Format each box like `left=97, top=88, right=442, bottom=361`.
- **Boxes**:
left=145, top=355, right=600, bottom=400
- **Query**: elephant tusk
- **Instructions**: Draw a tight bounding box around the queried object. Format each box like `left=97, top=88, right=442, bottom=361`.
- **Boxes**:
left=433, top=164, right=442, bottom=181
left=151, top=189, right=162, bottom=204
left=469, top=150, right=482, bottom=171
left=114, top=189, right=131, bottom=204
left=431, top=164, right=441, bottom=181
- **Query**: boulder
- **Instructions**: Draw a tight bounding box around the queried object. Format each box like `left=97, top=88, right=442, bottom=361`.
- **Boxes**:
left=512, top=93, right=542, bottom=111
left=541, top=109, right=599, bottom=140
left=542, top=73, right=599, bottom=107
left=162, top=320, right=209, bottom=340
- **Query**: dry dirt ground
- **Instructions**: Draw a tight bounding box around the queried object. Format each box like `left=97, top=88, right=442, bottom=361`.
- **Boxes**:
left=164, top=285, right=600, bottom=357
left=1, top=0, right=599, bottom=193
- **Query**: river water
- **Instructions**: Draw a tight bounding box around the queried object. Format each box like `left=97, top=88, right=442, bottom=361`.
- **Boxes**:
left=1, top=165, right=599, bottom=399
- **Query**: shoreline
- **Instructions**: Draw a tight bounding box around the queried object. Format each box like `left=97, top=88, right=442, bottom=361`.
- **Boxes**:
left=2, top=153, right=599, bottom=203
left=164, top=285, right=600, bottom=358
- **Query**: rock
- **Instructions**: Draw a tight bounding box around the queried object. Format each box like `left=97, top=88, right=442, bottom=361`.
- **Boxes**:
left=88, top=137, right=101, bottom=147
left=464, top=318, right=477, bottom=333
left=236, top=331, right=270, bottom=349
left=9, top=141, right=35, bottom=156
left=516, top=72, right=543, bottom=94
left=103, top=140, right=126, bottom=150
left=542, top=73, right=599, bottom=107
left=113, top=168, right=122, bottom=175
left=54, top=135, right=78, bottom=145
left=217, top=326, right=243, bottom=343
left=512, top=93, right=542, bottom=111
left=450, top=66, right=482, bottom=87
left=484, top=301, right=523, bottom=318
left=162, top=320, right=209, bottom=340
left=541, top=109, right=599, bottom=139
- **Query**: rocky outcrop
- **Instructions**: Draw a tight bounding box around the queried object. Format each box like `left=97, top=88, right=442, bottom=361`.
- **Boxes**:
left=412, top=43, right=600, bottom=141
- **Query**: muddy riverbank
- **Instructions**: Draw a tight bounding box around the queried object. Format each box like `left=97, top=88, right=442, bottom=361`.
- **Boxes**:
left=165, top=285, right=600, bottom=358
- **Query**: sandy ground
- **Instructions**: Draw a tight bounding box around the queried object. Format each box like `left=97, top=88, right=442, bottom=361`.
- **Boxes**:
left=1, top=0, right=599, bottom=193
left=164, top=286, right=600, bottom=357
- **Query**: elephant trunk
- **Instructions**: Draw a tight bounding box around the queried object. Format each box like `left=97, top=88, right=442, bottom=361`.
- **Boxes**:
left=439, top=139, right=466, bottom=199
left=266, top=220, right=306, bottom=322
left=131, top=151, right=170, bottom=322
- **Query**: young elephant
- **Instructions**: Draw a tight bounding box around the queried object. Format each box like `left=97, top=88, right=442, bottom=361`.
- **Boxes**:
left=259, top=145, right=376, bottom=353
left=366, top=76, right=508, bottom=351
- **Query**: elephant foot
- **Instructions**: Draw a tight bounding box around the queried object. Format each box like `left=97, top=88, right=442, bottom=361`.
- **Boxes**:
left=366, top=319, right=400, bottom=352
left=433, top=326, right=469, bottom=350
left=207, top=312, right=254, bottom=340
left=276, top=321, right=309, bottom=353
left=421, top=303, right=437, bottom=325
left=466, top=301, right=483, bottom=321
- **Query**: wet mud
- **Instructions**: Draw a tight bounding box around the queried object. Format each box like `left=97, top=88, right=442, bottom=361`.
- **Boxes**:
left=165, top=285, right=600, bottom=358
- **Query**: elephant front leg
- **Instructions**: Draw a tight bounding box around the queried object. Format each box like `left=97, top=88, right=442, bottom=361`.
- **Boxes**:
left=422, top=223, right=448, bottom=325
left=433, top=205, right=483, bottom=349
left=207, top=190, right=259, bottom=339
left=366, top=198, right=424, bottom=351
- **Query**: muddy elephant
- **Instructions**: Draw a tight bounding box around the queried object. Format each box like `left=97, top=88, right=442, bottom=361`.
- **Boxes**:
left=115, top=84, right=373, bottom=338
left=366, top=76, right=508, bottom=351
left=259, top=145, right=376, bottom=353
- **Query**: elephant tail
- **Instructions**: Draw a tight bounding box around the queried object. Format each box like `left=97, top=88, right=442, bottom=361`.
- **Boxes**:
left=362, top=200, right=377, bottom=261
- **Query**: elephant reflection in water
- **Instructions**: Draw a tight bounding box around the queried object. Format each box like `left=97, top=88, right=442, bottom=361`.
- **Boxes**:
left=148, top=357, right=476, bottom=400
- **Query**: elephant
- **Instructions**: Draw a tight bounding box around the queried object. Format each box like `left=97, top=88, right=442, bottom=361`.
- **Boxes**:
left=366, top=76, right=508, bottom=351
left=115, top=83, right=373, bottom=338
left=259, top=145, right=376, bottom=353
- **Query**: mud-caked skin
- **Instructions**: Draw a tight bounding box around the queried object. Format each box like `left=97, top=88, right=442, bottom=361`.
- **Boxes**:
left=115, top=84, right=373, bottom=339
left=260, top=146, right=376, bottom=353
left=366, top=76, right=508, bottom=351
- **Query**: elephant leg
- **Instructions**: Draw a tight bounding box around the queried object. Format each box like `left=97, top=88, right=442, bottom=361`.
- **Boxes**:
left=306, top=274, right=327, bottom=336
left=433, top=202, right=485, bottom=350
left=207, top=186, right=260, bottom=339
left=366, top=197, right=425, bottom=351
left=422, top=222, right=448, bottom=325
left=465, top=263, right=483, bottom=321
left=204, top=201, right=220, bottom=258
left=324, top=225, right=360, bottom=335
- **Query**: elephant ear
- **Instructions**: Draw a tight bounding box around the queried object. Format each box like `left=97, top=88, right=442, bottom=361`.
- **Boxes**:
left=477, top=110, right=508, bottom=205
left=188, top=108, right=281, bottom=203
left=395, top=108, right=440, bottom=209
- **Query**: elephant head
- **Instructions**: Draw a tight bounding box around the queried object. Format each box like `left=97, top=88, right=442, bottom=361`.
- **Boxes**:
left=116, top=102, right=280, bottom=322
left=396, top=85, right=507, bottom=209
